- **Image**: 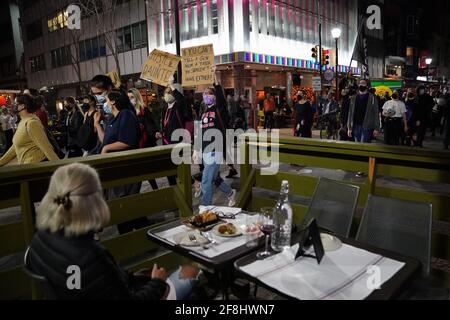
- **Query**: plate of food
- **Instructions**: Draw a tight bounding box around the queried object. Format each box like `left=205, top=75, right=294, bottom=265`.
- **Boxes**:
left=182, top=210, right=224, bottom=231
left=213, top=223, right=242, bottom=237
left=173, top=232, right=209, bottom=247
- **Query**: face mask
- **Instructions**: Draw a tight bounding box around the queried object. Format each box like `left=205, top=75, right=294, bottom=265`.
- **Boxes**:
left=164, top=93, right=175, bottom=104
left=130, top=99, right=137, bottom=107
left=359, top=86, right=368, bottom=93
left=103, top=102, right=113, bottom=115
left=13, top=104, right=25, bottom=115
left=95, top=92, right=107, bottom=104
left=203, top=95, right=216, bottom=107
left=81, top=104, right=90, bottom=113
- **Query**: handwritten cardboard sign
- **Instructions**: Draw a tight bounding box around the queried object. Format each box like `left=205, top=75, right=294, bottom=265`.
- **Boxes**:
left=181, top=44, right=215, bottom=87
left=141, top=49, right=181, bottom=87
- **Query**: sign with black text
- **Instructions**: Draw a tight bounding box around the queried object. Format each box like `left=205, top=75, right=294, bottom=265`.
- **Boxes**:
left=181, top=44, right=215, bottom=87
left=141, top=49, right=181, bottom=87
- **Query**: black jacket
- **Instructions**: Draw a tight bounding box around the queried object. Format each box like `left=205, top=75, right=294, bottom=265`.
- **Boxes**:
left=64, top=108, right=84, bottom=147
left=161, top=89, right=188, bottom=145
left=28, top=230, right=168, bottom=300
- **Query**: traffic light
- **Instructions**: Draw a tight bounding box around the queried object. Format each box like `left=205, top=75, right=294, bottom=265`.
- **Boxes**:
left=311, top=46, right=319, bottom=62
left=322, top=49, right=330, bottom=66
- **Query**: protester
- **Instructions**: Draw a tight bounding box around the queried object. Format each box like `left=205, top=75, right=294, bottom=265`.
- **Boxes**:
left=442, top=94, right=449, bottom=150
left=0, top=94, right=59, bottom=166
left=263, top=93, right=276, bottom=131
left=0, top=107, right=14, bottom=151
left=347, top=79, right=380, bottom=143
left=405, top=91, right=418, bottom=146
left=415, top=85, right=434, bottom=147
left=93, top=90, right=146, bottom=234
left=77, top=95, right=99, bottom=155
left=156, top=77, right=189, bottom=186
left=382, top=91, right=408, bottom=146
left=26, top=162, right=201, bottom=300
left=293, top=90, right=313, bottom=138
left=193, top=67, right=236, bottom=207
left=128, top=88, right=159, bottom=190
left=35, top=97, right=49, bottom=129
left=63, top=97, right=84, bottom=158
left=322, top=91, right=339, bottom=140
left=339, top=87, right=355, bottom=141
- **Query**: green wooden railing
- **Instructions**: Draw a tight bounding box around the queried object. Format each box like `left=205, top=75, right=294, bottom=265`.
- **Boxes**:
left=237, top=134, right=450, bottom=281
left=0, top=144, right=192, bottom=299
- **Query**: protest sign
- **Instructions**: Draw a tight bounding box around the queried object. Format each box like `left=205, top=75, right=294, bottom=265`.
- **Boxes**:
left=141, top=49, right=181, bottom=86
left=181, top=44, right=215, bottom=87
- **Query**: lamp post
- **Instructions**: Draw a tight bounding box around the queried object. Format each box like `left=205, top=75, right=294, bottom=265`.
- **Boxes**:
left=174, top=0, right=182, bottom=82
left=425, top=58, right=433, bottom=82
left=331, top=28, right=342, bottom=100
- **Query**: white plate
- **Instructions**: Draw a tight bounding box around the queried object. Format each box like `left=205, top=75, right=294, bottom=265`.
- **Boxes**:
left=173, top=232, right=209, bottom=247
left=320, top=233, right=343, bottom=252
left=213, top=223, right=243, bottom=238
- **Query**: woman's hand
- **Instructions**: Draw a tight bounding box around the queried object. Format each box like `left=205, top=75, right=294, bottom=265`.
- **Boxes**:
left=94, top=112, right=101, bottom=126
left=155, top=132, right=163, bottom=140
left=151, top=264, right=167, bottom=281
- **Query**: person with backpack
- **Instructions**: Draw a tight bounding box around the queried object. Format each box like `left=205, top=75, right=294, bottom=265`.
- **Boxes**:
left=0, top=94, right=59, bottom=166
left=192, top=66, right=236, bottom=207
left=156, top=77, right=190, bottom=186
left=77, top=95, right=99, bottom=156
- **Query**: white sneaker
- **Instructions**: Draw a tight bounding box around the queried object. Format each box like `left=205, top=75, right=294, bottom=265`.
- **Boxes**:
left=228, top=189, right=237, bottom=207
left=194, top=182, right=202, bottom=198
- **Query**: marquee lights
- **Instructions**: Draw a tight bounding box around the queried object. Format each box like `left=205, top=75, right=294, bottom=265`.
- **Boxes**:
left=215, top=51, right=362, bottom=75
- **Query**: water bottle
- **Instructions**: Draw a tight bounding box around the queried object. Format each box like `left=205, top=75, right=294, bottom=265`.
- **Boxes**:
left=271, top=180, right=293, bottom=252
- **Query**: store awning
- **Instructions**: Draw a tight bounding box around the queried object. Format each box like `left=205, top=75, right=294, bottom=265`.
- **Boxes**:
left=371, top=80, right=404, bottom=89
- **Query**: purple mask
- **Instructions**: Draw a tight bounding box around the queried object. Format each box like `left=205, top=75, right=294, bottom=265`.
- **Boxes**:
left=203, top=95, right=216, bottom=106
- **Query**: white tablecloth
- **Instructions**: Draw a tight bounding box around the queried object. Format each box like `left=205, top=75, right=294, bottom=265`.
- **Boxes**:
left=154, top=212, right=260, bottom=259
left=238, top=244, right=405, bottom=300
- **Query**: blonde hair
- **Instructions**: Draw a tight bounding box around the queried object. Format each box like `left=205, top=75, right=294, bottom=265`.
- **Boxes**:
left=128, top=88, right=145, bottom=115
left=36, top=163, right=110, bottom=237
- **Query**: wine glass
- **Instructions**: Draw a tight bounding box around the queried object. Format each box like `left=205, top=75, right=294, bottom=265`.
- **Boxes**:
left=257, top=207, right=275, bottom=259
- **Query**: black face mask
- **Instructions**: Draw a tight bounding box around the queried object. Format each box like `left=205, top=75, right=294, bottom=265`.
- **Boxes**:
left=359, top=86, right=368, bottom=93
left=81, top=103, right=91, bottom=113
left=13, top=104, right=25, bottom=115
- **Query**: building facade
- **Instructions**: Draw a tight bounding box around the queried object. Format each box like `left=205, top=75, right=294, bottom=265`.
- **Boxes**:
left=147, top=0, right=361, bottom=104
left=19, top=0, right=152, bottom=107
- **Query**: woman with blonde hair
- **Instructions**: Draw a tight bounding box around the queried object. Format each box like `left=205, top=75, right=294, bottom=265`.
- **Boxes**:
left=27, top=163, right=200, bottom=300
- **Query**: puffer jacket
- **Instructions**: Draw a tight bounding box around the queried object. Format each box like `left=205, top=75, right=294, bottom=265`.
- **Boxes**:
left=27, top=230, right=168, bottom=300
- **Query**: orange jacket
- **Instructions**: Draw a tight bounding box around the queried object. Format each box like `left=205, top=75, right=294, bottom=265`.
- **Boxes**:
left=263, top=98, right=276, bottom=112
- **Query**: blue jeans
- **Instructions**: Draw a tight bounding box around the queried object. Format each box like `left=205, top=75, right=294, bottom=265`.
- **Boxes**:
left=353, top=125, right=373, bottom=143
left=168, top=267, right=201, bottom=300
left=202, top=152, right=232, bottom=206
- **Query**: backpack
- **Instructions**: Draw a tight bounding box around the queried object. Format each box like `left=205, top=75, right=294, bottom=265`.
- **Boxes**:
left=77, top=112, right=98, bottom=151
left=26, top=119, right=65, bottom=159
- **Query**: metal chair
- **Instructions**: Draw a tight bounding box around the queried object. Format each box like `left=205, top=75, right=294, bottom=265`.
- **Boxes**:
left=301, top=178, right=360, bottom=238
left=23, top=247, right=58, bottom=300
left=356, top=195, right=432, bottom=275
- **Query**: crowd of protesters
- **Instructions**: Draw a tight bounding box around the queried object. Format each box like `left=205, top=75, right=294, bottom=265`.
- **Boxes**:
left=285, top=79, right=450, bottom=150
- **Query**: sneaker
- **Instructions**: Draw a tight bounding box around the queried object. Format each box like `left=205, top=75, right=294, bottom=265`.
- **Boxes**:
left=356, top=172, right=366, bottom=178
left=226, top=168, right=238, bottom=178
left=194, top=182, right=202, bottom=198
left=228, top=189, right=237, bottom=207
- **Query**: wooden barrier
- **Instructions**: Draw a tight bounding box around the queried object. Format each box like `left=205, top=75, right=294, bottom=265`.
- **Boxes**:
left=0, top=144, right=192, bottom=299
left=237, top=134, right=450, bottom=281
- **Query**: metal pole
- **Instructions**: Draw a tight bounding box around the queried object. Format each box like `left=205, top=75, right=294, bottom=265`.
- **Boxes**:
left=335, top=37, right=339, bottom=100
left=174, top=0, right=182, bottom=82
left=317, top=0, right=322, bottom=93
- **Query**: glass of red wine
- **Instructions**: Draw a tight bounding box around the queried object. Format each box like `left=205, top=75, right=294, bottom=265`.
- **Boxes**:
left=257, top=207, right=275, bottom=259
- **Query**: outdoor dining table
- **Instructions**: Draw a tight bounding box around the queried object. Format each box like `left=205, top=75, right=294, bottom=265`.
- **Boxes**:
left=234, top=236, right=421, bottom=300
left=146, top=210, right=265, bottom=299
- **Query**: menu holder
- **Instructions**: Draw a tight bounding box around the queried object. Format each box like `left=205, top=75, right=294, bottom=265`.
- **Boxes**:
left=291, top=219, right=325, bottom=265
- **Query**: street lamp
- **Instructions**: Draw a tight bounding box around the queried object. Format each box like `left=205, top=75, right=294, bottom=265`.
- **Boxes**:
left=425, top=58, right=432, bottom=82
left=331, top=28, right=342, bottom=99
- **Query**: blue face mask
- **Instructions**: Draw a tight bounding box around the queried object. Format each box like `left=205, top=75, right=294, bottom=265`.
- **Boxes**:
left=95, top=92, right=107, bottom=104
left=103, top=102, right=113, bottom=115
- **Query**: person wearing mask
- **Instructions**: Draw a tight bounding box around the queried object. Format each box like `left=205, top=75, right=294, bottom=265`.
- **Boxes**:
left=77, top=95, right=99, bottom=156
left=94, top=90, right=146, bottom=234
left=156, top=77, right=188, bottom=186
left=405, top=91, right=418, bottom=146
left=443, top=94, right=450, bottom=150
left=192, top=66, right=236, bottom=207
left=263, top=93, right=276, bottom=131
left=347, top=79, right=380, bottom=143
left=63, top=97, right=84, bottom=158
left=322, top=91, right=339, bottom=140
left=0, top=94, right=59, bottom=166
left=382, top=91, right=408, bottom=146
left=0, top=107, right=14, bottom=151
left=293, top=91, right=313, bottom=138
left=27, top=162, right=201, bottom=300
left=415, top=85, right=434, bottom=147
left=128, top=88, right=159, bottom=191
